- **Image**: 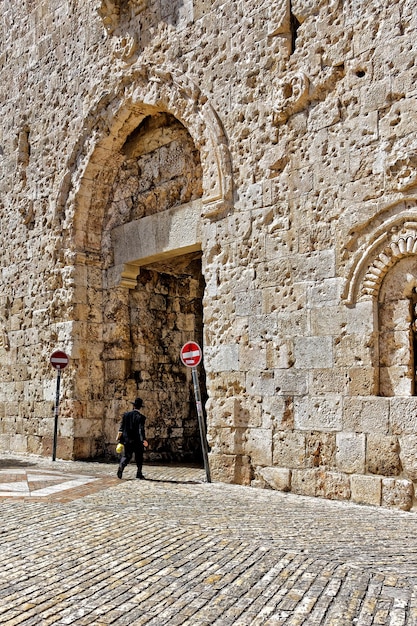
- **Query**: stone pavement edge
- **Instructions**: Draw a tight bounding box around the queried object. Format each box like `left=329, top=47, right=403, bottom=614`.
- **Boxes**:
left=0, top=453, right=417, bottom=625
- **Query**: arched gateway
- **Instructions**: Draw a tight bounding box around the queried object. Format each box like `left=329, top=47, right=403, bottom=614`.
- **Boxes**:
left=57, top=67, right=233, bottom=460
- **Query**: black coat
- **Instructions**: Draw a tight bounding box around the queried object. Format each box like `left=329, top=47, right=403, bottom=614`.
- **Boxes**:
left=118, top=409, right=146, bottom=445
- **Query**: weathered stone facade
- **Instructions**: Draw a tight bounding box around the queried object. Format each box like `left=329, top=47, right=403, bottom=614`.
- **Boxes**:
left=1, top=0, right=417, bottom=510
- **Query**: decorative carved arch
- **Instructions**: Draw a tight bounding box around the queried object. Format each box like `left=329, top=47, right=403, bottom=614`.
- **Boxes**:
left=343, top=199, right=417, bottom=305
left=55, top=64, right=233, bottom=248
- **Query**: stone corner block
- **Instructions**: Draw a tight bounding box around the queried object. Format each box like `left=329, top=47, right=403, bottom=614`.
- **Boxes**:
left=255, top=466, right=291, bottom=492
left=209, top=453, right=253, bottom=485
left=381, top=477, right=414, bottom=511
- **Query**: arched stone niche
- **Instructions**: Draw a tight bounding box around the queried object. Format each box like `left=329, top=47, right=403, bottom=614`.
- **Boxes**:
left=343, top=199, right=417, bottom=397
left=343, top=199, right=417, bottom=305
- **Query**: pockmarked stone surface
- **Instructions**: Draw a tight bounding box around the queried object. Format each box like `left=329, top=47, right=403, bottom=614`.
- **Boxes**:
left=2, top=0, right=417, bottom=512
left=0, top=455, right=417, bottom=625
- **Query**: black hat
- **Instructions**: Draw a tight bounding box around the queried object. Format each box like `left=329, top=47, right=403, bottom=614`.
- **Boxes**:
left=132, top=397, right=143, bottom=409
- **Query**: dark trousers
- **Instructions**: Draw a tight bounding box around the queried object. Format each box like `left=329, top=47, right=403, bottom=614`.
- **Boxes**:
left=119, top=441, right=144, bottom=473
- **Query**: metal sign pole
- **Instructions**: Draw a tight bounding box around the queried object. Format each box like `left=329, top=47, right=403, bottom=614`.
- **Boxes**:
left=191, top=366, right=211, bottom=483
left=52, top=369, right=61, bottom=462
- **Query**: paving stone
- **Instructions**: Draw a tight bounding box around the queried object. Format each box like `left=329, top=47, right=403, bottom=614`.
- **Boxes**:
left=1, top=454, right=417, bottom=624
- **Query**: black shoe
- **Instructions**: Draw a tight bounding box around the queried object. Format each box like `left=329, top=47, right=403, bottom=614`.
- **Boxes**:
left=117, top=468, right=123, bottom=479
left=136, top=472, right=145, bottom=479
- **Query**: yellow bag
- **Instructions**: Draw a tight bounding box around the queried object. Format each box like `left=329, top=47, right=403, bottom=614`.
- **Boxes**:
left=116, top=443, right=124, bottom=454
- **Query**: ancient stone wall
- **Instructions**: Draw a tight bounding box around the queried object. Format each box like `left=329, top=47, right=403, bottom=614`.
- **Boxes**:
left=1, top=0, right=417, bottom=509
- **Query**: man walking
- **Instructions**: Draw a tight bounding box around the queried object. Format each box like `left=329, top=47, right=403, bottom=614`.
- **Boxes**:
left=117, top=397, right=149, bottom=479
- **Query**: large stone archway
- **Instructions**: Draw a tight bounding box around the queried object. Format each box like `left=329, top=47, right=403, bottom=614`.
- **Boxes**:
left=57, top=69, right=232, bottom=459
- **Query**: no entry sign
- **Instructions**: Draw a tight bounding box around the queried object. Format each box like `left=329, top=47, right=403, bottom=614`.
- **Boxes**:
left=50, top=350, right=69, bottom=370
left=180, top=341, right=202, bottom=367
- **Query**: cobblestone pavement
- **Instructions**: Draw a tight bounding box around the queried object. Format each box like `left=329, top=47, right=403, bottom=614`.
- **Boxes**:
left=1, top=454, right=417, bottom=625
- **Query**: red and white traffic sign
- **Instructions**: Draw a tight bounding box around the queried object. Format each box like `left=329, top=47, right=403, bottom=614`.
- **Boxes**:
left=180, top=342, right=202, bottom=367
left=50, top=350, right=69, bottom=370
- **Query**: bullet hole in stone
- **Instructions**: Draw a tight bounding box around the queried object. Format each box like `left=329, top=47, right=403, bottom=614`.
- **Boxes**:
left=356, top=70, right=366, bottom=78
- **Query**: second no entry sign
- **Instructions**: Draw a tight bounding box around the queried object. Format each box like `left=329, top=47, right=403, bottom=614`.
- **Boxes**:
left=180, top=342, right=202, bottom=367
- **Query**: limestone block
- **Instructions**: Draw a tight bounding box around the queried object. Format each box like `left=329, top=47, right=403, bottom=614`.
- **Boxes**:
left=256, top=258, right=291, bottom=290
left=246, top=371, right=275, bottom=396
left=207, top=427, right=246, bottom=456
left=305, top=432, right=336, bottom=468
left=9, top=434, right=28, bottom=453
left=275, top=369, right=307, bottom=395
left=310, top=369, right=348, bottom=394
left=348, top=367, right=378, bottom=396
left=291, top=469, right=318, bottom=497
left=351, top=475, right=382, bottom=507
left=334, top=335, right=373, bottom=368
left=381, top=478, right=414, bottom=511
left=27, top=435, right=43, bottom=455
left=307, top=278, right=344, bottom=309
left=399, top=434, right=417, bottom=481
left=292, top=250, right=335, bottom=282
left=112, top=201, right=202, bottom=268
left=22, top=415, right=39, bottom=436
left=74, top=418, right=102, bottom=439
left=336, top=432, right=365, bottom=474
left=57, top=418, right=75, bottom=438
left=262, top=395, right=293, bottom=430
left=276, top=310, right=307, bottom=336
left=209, top=453, right=253, bottom=485
left=266, top=341, right=293, bottom=369
left=345, top=301, right=375, bottom=335
left=378, top=299, right=410, bottom=332
left=343, top=397, right=389, bottom=434
left=248, top=314, right=278, bottom=341
left=389, top=398, right=417, bottom=435
left=38, top=418, right=54, bottom=437
left=0, top=435, right=11, bottom=449
left=208, top=372, right=246, bottom=398
left=239, top=344, right=267, bottom=371
left=289, top=166, right=313, bottom=195
left=263, top=283, right=306, bottom=315
left=73, top=437, right=96, bottom=459
left=294, top=336, right=333, bottom=369
left=210, top=397, right=262, bottom=429
left=366, top=434, right=401, bottom=476
left=310, top=306, right=345, bottom=336
left=41, top=436, right=54, bottom=458
left=244, top=428, right=273, bottom=466
left=224, top=267, right=256, bottom=296
left=255, top=466, right=291, bottom=492
left=379, top=331, right=411, bottom=367
left=295, top=395, right=343, bottom=431
left=264, top=225, right=292, bottom=261
left=204, top=345, right=239, bottom=372
left=316, top=470, right=351, bottom=501
left=273, top=431, right=306, bottom=468
left=379, top=366, right=413, bottom=397
left=85, top=400, right=106, bottom=421
left=239, top=182, right=263, bottom=210
left=379, top=97, right=417, bottom=139
left=104, top=359, right=130, bottom=382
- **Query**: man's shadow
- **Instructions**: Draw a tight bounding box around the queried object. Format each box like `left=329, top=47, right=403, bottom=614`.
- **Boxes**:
left=0, top=459, right=37, bottom=469
left=128, top=477, right=203, bottom=485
